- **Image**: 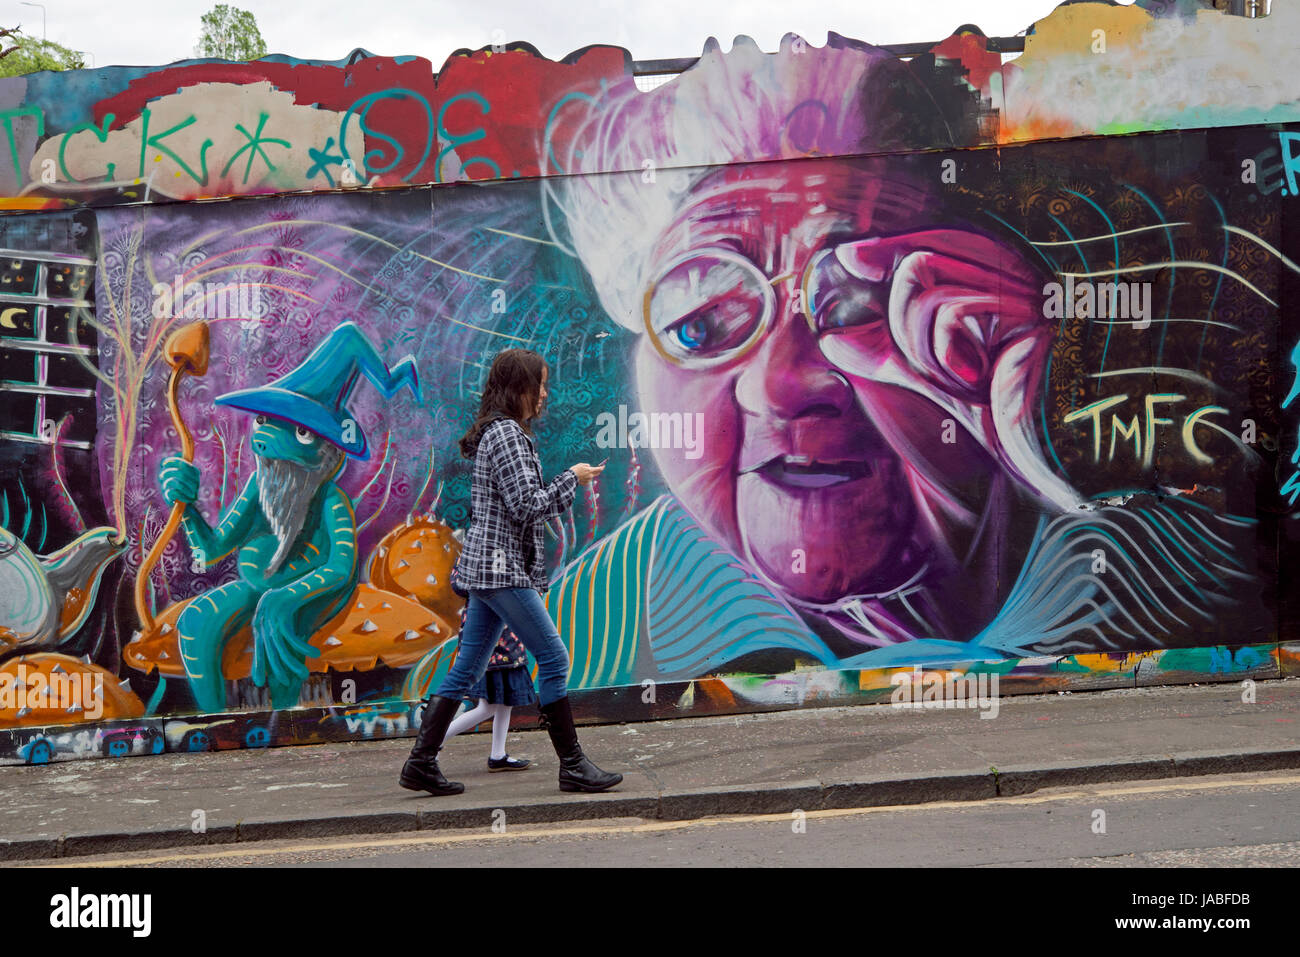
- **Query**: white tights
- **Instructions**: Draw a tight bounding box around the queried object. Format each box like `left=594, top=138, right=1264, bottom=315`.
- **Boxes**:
left=443, top=699, right=513, bottom=760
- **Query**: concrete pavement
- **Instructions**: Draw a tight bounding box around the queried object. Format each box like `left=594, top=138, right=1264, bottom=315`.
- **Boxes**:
left=2, top=678, right=1298, bottom=862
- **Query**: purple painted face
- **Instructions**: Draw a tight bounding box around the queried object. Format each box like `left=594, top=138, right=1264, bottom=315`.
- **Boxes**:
left=634, top=161, right=1046, bottom=605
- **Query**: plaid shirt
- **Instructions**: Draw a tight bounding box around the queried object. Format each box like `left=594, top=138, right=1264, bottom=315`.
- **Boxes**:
left=456, top=417, right=577, bottom=591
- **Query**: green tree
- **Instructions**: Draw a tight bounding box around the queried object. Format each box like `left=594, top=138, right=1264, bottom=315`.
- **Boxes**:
left=195, top=4, right=268, bottom=61
left=0, top=27, right=87, bottom=77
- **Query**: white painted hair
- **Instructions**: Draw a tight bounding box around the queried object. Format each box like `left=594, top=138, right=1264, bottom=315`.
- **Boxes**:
left=543, top=33, right=953, bottom=331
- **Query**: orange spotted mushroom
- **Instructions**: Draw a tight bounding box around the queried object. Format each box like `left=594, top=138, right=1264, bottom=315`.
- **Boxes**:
left=125, top=585, right=456, bottom=682
left=367, top=515, right=465, bottom=625
left=0, top=653, right=145, bottom=728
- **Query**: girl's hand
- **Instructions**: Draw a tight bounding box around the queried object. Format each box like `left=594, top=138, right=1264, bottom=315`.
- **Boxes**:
left=570, top=462, right=605, bottom=485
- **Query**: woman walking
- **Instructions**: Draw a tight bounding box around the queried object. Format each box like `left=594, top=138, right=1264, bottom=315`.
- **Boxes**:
left=400, top=348, right=621, bottom=796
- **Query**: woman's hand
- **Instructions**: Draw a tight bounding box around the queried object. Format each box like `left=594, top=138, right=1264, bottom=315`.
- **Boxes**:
left=817, top=228, right=1044, bottom=402
left=570, top=462, right=606, bottom=485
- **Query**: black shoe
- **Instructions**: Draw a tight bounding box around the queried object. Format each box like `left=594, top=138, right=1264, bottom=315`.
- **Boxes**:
left=488, top=755, right=530, bottom=772
left=539, top=697, right=623, bottom=793
left=399, top=696, right=465, bottom=796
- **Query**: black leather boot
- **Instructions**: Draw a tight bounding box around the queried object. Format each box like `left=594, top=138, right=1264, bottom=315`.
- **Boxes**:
left=399, top=695, right=465, bottom=796
left=539, top=696, right=622, bottom=793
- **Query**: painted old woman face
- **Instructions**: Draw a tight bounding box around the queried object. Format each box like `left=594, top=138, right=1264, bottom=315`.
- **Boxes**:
left=633, top=159, right=1049, bottom=605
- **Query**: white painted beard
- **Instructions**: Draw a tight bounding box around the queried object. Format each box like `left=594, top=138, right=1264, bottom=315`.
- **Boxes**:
left=255, top=448, right=342, bottom=575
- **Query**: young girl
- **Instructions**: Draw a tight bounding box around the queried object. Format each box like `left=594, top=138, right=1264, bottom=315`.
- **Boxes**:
left=440, top=609, right=534, bottom=771
left=400, top=348, right=621, bottom=796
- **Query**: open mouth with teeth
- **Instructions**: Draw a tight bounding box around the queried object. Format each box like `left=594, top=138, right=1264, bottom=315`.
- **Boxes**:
left=747, top=455, right=873, bottom=489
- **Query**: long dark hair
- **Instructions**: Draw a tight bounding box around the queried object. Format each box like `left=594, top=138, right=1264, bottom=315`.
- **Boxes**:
left=459, top=348, right=548, bottom=459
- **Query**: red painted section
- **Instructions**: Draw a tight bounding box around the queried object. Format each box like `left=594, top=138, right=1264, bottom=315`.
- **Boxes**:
left=90, top=46, right=627, bottom=187
left=433, top=47, right=627, bottom=181
left=94, top=58, right=437, bottom=123
left=929, top=31, right=1001, bottom=99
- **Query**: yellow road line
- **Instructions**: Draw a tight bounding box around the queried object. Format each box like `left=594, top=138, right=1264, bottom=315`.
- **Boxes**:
left=16, top=772, right=1300, bottom=869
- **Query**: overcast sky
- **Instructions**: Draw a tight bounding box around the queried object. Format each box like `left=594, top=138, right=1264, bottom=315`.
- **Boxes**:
left=5, top=0, right=1139, bottom=69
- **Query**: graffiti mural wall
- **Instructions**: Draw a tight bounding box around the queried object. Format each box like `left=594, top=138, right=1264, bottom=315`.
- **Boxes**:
left=2, top=0, right=1299, bottom=762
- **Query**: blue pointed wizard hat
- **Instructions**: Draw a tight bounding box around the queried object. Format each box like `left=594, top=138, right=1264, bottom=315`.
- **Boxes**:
left=215, top=321, right=419, bottom=460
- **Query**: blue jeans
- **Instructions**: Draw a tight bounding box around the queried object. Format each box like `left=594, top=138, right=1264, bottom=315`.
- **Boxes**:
left=435, top=588, right=571, bottom=707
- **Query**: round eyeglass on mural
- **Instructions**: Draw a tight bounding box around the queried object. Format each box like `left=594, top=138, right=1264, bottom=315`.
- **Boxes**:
left=642, top=242, right=896, bottom=369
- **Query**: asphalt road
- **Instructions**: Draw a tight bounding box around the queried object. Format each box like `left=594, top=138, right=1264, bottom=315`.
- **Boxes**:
left=18, top=769, right=1300, bottom=868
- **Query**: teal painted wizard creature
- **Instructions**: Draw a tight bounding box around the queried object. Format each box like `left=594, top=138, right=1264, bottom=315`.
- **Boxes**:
left=158, top=322, right=419, bottom=712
